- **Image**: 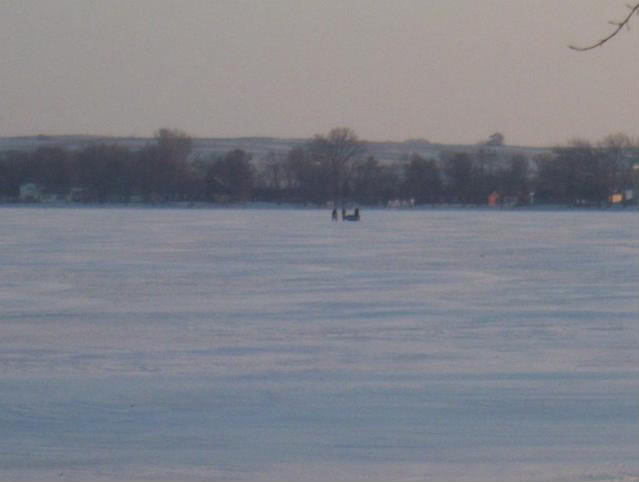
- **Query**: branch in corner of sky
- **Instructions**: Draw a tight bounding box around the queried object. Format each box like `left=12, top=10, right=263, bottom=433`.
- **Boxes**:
left=569, top=1, right=639, bottom=51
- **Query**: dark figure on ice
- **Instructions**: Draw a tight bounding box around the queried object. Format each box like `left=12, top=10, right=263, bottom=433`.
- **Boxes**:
left=331, top=208, right=338, bottom=221
left=342, top=208, right=360, bottom=221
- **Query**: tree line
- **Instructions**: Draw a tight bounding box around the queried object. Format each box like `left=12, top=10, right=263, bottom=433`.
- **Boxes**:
left=1, top=128, right=637, bottom=207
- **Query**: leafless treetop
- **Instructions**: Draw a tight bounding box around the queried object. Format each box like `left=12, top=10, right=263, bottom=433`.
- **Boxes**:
left=569, top=1, right=639, bottom=50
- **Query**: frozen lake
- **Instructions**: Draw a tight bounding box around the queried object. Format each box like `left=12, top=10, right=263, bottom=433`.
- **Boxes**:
left=1, top=207, right=638, bottom=482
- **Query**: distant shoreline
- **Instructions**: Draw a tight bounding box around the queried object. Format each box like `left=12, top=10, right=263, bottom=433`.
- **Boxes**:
left=1, top=201, right=637, bottom=212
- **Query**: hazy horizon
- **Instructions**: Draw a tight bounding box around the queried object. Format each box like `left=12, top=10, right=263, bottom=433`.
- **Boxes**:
left=2, top=1, right=638, bottom=146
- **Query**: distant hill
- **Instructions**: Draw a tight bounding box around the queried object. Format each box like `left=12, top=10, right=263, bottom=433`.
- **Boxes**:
left=0, top=135, right=550, bottom=165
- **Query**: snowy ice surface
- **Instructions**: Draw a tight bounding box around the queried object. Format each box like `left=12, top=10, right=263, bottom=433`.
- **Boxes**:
left=1, top=207, right=637, bottom=482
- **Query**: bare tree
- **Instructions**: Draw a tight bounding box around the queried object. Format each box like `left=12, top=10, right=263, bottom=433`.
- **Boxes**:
left=599, top=133, right=633, bottom=194
left=569, top=1, right=639, bottom=51
left=403, top=154, right=442, bottom=205
left=306, top=127, right=364, bottom=203
left=485, top=132, right=504, bottom=147
left=154, top=128, right=193, bottom=200
left=206, top=149, right=255, bottom=202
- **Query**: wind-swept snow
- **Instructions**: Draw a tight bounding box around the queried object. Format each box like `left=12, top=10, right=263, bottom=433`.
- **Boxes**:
left=1, top=207, right=637, bottom=481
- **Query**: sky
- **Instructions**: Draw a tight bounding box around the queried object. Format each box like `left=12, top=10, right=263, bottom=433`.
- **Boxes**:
left=1, top=0, right=637, bottom=146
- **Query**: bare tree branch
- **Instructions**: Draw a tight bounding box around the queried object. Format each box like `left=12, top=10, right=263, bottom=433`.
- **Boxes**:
left=569, top=1, right=639, bottom=51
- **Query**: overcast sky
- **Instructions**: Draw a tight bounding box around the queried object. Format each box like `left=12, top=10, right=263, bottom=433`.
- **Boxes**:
left=1, top=0, right=637, bottom=146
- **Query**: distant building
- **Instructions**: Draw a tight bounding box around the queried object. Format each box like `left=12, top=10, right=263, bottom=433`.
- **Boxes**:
left=19, top=183, right=43, bottom=202
left=67, top=187, right=88, bottom=202
left=624, top=189, right=634, bottom=203
left=609, top=193, right=624, bottom=205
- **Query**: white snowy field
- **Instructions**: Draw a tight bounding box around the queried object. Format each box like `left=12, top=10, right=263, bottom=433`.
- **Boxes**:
left=1, top=207, right=637, bottom=482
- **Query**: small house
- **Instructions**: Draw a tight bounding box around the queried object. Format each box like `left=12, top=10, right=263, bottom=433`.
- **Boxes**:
left=19, top=183, right=43, bottom=202
left=609, top=193, right=624, bottom=205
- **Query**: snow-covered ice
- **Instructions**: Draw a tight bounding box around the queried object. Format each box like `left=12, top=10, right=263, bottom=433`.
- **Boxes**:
left=1, top=207, right=637, bottom=481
